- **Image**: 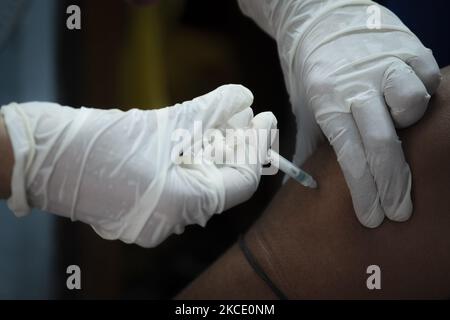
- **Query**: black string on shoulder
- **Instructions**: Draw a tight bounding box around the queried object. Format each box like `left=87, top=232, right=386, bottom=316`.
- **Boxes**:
left=238, top=234, right=288, bottom=300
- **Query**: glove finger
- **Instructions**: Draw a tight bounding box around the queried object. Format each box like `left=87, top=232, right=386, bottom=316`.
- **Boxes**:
left=250, top=112, right=277, bottom=164
left=406, top=48, right=442, bottom=95
left=220, top=112, right=277, bottom=210
left=219, top=165, right=256, bottom=211
left=383, top=60, right=430, bottom=128
left=352, top=91, right=413, bottom=223
left=224, top=107, right=254, bottom=129
left=187, top=84, right=254, bottom=129
left=318, top=112, right=385, bottom=228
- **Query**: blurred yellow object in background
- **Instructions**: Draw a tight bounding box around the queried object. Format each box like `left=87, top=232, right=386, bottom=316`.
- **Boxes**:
left=119, top=2, right=169, bottom=109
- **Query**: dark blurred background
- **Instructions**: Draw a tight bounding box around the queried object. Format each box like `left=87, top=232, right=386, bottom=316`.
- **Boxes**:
left=0, top=0, right=449, bottom=299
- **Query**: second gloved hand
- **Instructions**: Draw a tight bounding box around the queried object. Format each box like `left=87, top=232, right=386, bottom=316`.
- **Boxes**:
left=1, top=85, right=277, bottom=247
left=239, top=0, right=442, bottom=227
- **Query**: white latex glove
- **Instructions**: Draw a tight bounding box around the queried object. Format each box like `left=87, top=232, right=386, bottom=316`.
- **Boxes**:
left=239, top=0, right=442, bottom=227
left=1, top=85, right=277, bottom=247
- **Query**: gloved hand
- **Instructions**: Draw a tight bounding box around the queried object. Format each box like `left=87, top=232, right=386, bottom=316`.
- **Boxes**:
left=239, top=0, right=441, bottom=227
left=1, top=85, right=277, bottom=247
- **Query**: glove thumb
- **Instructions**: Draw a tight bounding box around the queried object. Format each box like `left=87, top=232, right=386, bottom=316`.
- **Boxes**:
left=187, top=84, right=254, bottom=129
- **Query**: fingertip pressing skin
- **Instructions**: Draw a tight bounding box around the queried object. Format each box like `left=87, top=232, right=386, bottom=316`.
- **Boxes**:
left=351, top=92, right=413, bottom=224
left=318, top=113, right=384, bottom=228
left=407, top=49, right=443, bottom=95
left=384, top=61, right=431, bottom=129
left=358, top=199, right=385, bottom=229
left=388, top=185, right=413, bottom=223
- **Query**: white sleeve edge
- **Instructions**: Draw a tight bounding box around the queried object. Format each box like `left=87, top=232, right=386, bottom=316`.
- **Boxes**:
left=1, top=103, right=32, bottom=217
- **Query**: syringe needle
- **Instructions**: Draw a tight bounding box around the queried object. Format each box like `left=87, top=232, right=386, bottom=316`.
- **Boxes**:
left=268, top=150, right=318, bottom=189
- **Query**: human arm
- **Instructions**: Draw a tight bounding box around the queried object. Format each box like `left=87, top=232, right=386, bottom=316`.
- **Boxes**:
left=238, top=0, right=442, bottom=227
left=176, top=67, right=450, bottom=299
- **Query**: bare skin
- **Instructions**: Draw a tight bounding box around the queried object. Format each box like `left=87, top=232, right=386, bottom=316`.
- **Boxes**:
left=0, top=115, right=14, bottom=199
left=177, top=66, right=450, bottom=300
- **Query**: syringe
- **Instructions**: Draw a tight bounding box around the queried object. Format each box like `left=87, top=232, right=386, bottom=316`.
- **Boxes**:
left=268, top=150, right=318, bottom=189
